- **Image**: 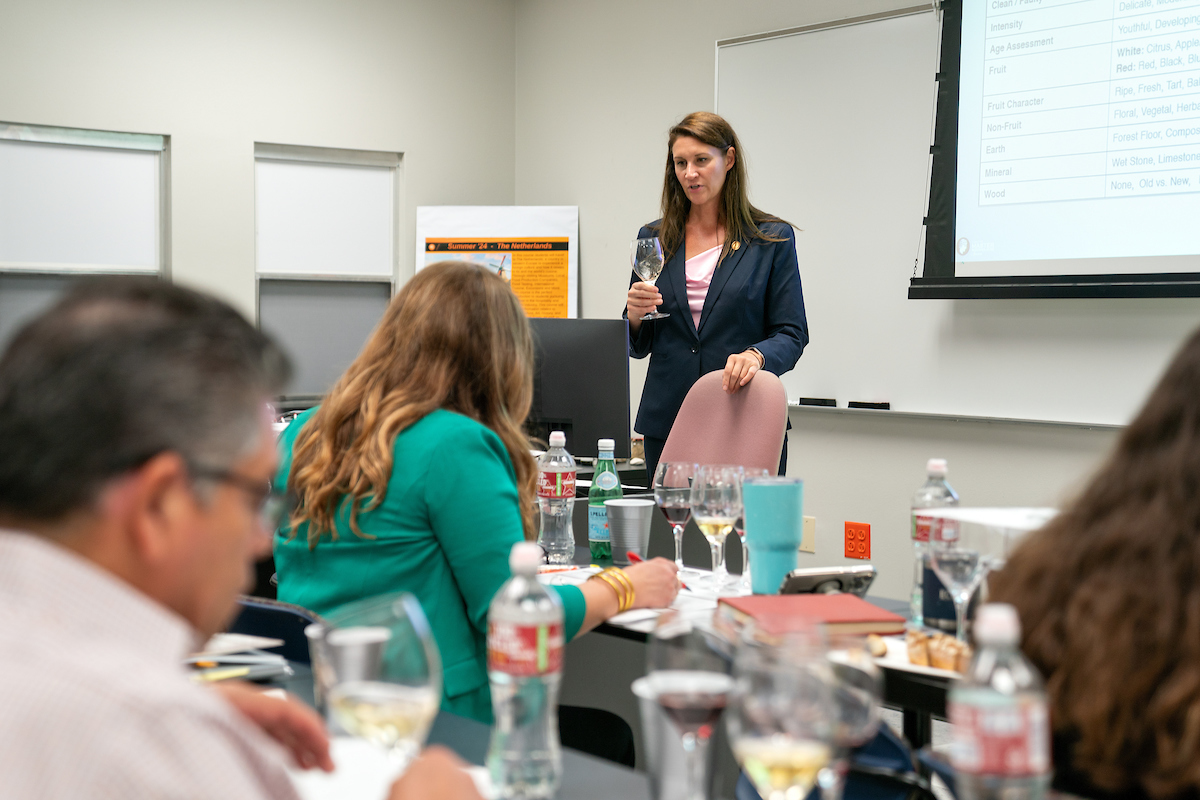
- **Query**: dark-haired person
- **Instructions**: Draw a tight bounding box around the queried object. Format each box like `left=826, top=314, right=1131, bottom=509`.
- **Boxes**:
left=0, top=277, right=482, bottom=800
left=627, top=111, right=809, bottom=480
left=990, top=324, right=1200, bottom=800
left=275, top=261, right=679, bottom=726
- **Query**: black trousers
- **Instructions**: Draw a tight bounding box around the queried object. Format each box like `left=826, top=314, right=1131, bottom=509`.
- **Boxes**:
left=643, top=433, right=788, bottom=485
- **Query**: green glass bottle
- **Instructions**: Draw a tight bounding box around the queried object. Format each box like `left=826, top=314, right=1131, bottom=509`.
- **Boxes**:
left=588, top=438, right=621, bottom=561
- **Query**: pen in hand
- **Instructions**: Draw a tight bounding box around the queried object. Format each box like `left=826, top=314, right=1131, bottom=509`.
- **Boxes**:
left=626, top=551, right=689, bottom=591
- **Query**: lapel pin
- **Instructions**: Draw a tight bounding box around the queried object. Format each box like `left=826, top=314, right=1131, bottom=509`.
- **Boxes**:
left=731, top=241, right=740, bottom=251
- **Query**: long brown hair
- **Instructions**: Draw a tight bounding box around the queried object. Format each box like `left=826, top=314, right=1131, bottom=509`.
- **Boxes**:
left=991, top=325, right=1200, bottom=798
left=286, top=261, right=537, bottom=546
left=652, top=111, right=790, bottom=263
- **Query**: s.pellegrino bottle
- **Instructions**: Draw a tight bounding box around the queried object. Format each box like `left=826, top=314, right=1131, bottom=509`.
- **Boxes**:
left=949, top=603, right=1051, bottom=800
left=536, top=431, right=576, bottom=565
left=587, top=438, right=621, bottom=561
left=487, top=541, right=564, bottom=799
left=911, top=458, right=958, bottom=629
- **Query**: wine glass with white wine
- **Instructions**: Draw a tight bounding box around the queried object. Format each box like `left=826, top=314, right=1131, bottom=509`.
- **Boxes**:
left=728, top=621, right=836, bottom=800
left=632, top=237, right=669, bottom=320
left=690, top=464, right=743, bottom=594
left=321, top=592, right=442, bottom=769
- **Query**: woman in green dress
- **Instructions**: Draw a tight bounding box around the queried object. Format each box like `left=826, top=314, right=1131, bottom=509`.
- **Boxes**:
left=274, top=261, right=679, bottom=723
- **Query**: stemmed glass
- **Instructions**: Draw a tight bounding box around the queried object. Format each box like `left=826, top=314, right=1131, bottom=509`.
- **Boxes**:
left=727, top=621, right=836, bottom=800
left=734, top=467, right=771, bottom=594
left=632, top=237, right=669, bottom=320
left=654, top=461, right=698, bottom=573
left=818, top=636, right=883, bottom=800
left=690, top=464, right=743, bottom=592
left=928, top=517, right=1006, bottom=642
left=647, top=609, right=735, bottom=800
left=320, top=592, right=442, bottom=768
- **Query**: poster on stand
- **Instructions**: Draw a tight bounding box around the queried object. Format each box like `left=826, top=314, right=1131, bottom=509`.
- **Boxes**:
left=415, top=206, right=578, bottom=318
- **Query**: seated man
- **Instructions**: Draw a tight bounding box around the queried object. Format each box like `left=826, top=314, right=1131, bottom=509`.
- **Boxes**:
left=0, top=277, right=480, bottom=800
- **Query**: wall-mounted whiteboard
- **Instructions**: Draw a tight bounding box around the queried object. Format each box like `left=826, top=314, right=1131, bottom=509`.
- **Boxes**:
left=0, top=134, right=161, bottom=272
left=717, top=7, right=1200, bottom=426
left=255, top=157, right=396, bottom=278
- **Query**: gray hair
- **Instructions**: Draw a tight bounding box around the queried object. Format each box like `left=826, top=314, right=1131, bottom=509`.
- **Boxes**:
left=0, top=277, right=291, bottom=521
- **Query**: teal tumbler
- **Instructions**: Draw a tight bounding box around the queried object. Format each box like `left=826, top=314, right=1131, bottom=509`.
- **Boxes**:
left=742, top=477, right=804, bottom=594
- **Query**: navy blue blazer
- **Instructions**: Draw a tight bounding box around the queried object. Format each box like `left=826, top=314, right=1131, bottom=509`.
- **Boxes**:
left=627, top=220, right=809, bottom=440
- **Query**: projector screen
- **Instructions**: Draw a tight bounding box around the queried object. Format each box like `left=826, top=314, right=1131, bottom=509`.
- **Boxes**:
left=916, top=0, right=1200, bottom=297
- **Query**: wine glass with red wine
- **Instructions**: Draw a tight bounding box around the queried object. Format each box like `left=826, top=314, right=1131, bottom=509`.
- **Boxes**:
left=646, top=609, right=734, bottom=800
left=654, top=462, right=698, bottom=573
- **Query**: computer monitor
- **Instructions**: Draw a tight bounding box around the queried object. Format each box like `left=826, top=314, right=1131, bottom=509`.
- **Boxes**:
left=527, top=318, right=631, bottom=460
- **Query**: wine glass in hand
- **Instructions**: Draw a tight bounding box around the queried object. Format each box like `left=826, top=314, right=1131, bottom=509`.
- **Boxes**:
left=647, top=609, right=735, bottom=800
left=654, top=461, right=698, bottom=573
left=690, top=464, right=743, bottom=593
left=632, top=237, right=669, bottom=320
left=322, top=592, right=442, bottom=769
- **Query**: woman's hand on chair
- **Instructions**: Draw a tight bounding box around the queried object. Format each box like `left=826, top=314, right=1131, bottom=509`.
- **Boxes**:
left=722, top=350, right=763, bottom=394
left=623, top=558, right=681, bottom=609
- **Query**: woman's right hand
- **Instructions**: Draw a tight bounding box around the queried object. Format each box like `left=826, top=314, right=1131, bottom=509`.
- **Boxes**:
left=626, top=282, right=662, bottom=327
left=622, top=557, right=680, bottom=610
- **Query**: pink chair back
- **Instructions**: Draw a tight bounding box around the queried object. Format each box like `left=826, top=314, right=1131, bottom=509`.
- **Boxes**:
left=659, top=370, right=788, bottom=475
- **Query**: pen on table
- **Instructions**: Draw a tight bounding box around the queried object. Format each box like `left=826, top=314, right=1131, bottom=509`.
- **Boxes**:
left=190, top=662, right=294, bottom=683
left=625, top=551, right=689, bottom=590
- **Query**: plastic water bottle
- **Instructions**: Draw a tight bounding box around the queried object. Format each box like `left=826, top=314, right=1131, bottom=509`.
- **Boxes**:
left=911, top=458, right=958, bottom=628
left=536, top=431, right=576, bottom=565
left=587, top=438, right=622, bottom=561
left=949, top=603, right=1051, bottom=800
left=487, top=541, right=564, bottom=799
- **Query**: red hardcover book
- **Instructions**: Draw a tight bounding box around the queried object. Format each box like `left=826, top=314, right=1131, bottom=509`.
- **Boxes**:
left=717, top=594, right=906, bottom=636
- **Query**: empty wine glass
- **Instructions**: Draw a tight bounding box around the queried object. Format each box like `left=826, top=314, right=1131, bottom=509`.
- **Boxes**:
left=321, top=592, right=442, bottom=769
left=734, top=467, right=771, bottom=594
left=928, top=517, right=1007, bottom=642
left=632, top=237, right=669, bottom=320
left=647, top=609, right=735, bottom=800
left=654, top=461, right=698, bottom=573
left=690, top=464, right=743, bottom=592
left=818, top=635, right=883, bottom=800
left=727, top=620, right=835, bottom=800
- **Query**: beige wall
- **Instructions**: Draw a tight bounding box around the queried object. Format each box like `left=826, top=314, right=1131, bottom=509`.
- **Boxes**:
left=513, top=0, right=1126, bottom=600
left=0, top=0, right=517, bottom=319
left=0, top=0, right=1137, bottom=601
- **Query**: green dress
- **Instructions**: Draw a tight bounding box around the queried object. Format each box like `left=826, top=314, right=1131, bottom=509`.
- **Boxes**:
left=274, top=408, right=585, bottom=723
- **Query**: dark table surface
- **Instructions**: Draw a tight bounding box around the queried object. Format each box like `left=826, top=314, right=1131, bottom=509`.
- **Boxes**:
left=276, top=664, right=652, bottom=799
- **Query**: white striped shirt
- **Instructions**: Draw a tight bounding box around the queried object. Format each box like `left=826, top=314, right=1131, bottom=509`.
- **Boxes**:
left=0, top=530, right=301, bottom=800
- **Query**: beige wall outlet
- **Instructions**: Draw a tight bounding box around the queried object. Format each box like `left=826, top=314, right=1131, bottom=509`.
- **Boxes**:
left=800, top=515, right=817, bottom=553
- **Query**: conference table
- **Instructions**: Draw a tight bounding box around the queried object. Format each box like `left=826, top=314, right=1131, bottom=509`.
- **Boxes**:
left=561, top=548, right=951, bottom=753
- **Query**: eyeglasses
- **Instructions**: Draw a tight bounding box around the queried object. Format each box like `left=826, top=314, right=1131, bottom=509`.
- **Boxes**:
left=189, top=466, right=293, bottom=532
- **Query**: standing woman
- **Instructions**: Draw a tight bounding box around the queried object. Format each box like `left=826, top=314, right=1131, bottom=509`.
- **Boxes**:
left=274, top=262, right=678, bottom=724
left=627, top=112, right=809, bottom=479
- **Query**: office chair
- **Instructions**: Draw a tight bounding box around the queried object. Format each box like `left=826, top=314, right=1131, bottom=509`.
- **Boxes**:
left=226, top=595, right=324, bottom=665
left=659, top=369, right=788, bottom=475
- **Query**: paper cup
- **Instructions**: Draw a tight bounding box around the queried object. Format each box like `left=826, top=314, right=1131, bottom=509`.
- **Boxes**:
left=606, top=498, right=655, bottom=564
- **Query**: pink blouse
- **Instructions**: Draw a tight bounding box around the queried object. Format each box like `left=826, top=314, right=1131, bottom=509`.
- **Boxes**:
left=684, top=245, right=721, bottom=329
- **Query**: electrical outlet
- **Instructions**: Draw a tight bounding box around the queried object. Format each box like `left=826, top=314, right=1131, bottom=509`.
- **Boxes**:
left=800, top=515, right=816, bottom=553
left=844, top=521, right=870, bottom=559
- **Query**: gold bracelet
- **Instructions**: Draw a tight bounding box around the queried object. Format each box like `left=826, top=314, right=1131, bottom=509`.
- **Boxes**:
left=602, top=567, right=635, bottom=612
left=589, top=571, right=628, bottom=611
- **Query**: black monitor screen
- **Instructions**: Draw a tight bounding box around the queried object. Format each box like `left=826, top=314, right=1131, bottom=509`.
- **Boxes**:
left=527, top=318, right=630, bottom=460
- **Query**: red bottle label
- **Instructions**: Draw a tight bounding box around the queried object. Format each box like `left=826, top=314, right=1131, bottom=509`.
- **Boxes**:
left=950, top=698, right=1049, bottom=776
left=537, top=469, right=575, bottom=499
left=488, top=621, right=564, bottom=676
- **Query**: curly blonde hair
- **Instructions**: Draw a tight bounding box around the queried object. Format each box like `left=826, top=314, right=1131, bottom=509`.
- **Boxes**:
left=286, top=261, right=536, bottom=545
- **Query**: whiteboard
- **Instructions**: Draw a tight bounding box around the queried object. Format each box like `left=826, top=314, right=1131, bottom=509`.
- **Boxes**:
left=717, top=8, right=1200, bottom=426
left=0, top=139, right=160, bottom=270
left=255, top=159, right=395, bottom=278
